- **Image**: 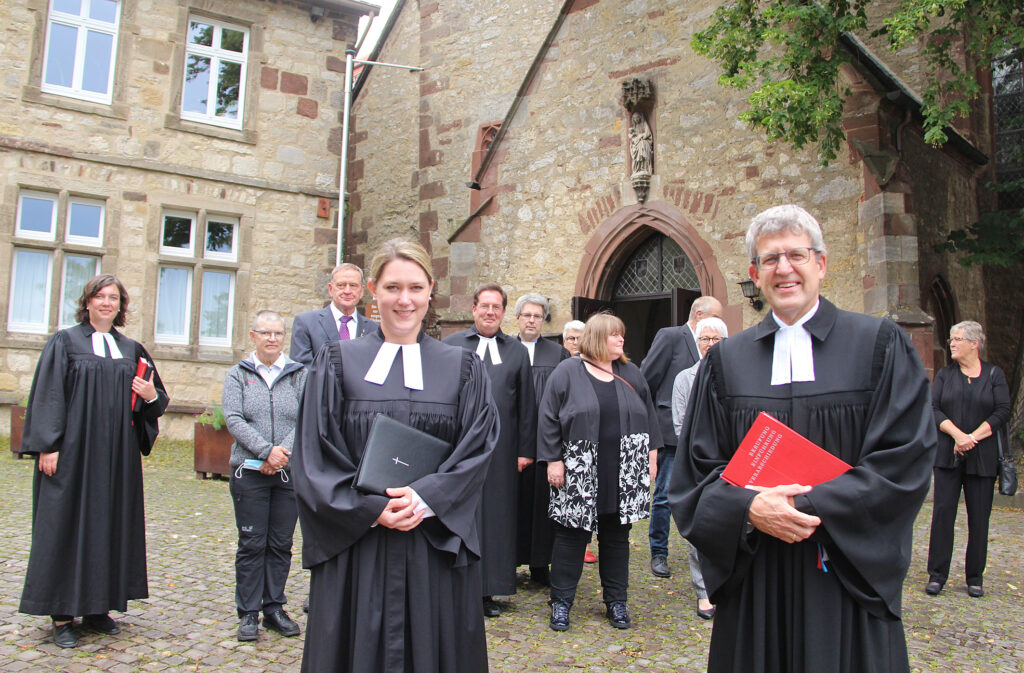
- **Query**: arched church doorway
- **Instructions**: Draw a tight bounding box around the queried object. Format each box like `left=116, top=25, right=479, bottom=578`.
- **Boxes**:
left=927, top=274, right=957, bottom=368
left=574, top=230, right=700, bottom=362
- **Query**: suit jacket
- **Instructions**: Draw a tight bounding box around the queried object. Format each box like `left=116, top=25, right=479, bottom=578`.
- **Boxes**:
left=290, top=306, right=374, bottom=366
left=640, top=324, right=699, bottom=448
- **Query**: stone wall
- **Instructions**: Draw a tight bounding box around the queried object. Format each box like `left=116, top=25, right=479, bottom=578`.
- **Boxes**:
left=0, top=0, right=370, bottom=438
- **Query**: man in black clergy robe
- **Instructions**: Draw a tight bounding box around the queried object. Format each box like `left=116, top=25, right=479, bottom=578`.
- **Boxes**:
left=513, top=292, right=570, bottom=586
left=444, top=283, right=536, bottom=617
left=641, top=295, right=722, bottom=579
left=668, top=204, right=935, bottom=673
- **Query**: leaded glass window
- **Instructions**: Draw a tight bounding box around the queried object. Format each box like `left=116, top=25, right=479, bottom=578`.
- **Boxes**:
left=613, top=234, right=699, bottom=298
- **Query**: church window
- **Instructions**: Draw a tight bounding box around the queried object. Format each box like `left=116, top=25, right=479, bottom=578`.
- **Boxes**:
left=613, top=234, right=699, bottom=298
left=993, top=52, right=1024, bottom=209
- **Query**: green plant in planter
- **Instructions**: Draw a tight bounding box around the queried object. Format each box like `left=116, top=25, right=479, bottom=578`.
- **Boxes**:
left=195, top=406, right=226, bottom=431
left=17, top=396, right=28, bottom=407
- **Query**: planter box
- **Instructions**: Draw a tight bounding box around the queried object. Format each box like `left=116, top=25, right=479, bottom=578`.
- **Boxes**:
left=193, top=423, right=232, bottom=479
left=10, top=406, right=26, bottom=458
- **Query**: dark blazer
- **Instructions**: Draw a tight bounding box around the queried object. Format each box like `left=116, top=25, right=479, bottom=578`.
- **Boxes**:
left=931, top=360, right=1011, bottom=475
left=640, top=324, right=700, bottom=448
left=290, top=306, right=373, bottom=366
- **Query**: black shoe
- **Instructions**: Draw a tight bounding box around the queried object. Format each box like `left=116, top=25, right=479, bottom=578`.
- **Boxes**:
left=549, top=600, right=571, bottom=632
left=530, top=566, right=550, bottom=587
left=605, top=601, right=630, bottom=629
left=967, top=585, right=984, bottom=598
left=925, top=581, right=943, bottom=596
left=696, top=605, right=716, bottom=620
left=263, top=608, right=300, bottom=636
left=482, top=597, right=501, bottom=618
left=52, top=621, right=78, bottom=648
left=83, top=613, right=121, bottom=635
left=302, top=597, right=309, bottom=613
left=651, top=555, right=671, bottom=578
left=237, top=613, right=259, bottom=642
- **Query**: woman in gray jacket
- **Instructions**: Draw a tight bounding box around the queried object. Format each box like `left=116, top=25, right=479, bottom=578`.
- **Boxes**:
left=222, top=310, right=307, bottom=643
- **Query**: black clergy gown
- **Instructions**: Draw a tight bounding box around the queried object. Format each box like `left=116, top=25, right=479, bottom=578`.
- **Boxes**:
left=668, top=298, right=935, bottom=673
left=515, top=336, right=570, bottom=568
left=293, top=330, right=498, bottom=673
left=443, top=327, right=536, bottom=596
left=18, top=322, right=168, bottom=617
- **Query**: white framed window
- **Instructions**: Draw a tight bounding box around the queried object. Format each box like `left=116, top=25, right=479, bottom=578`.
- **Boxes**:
left=155, top=265, right=193, bottom=344
left=203, top=215, right=238, bottom=261
left=160, top=210, right=196, bottom=257
left=180, top=16, right=249, bottom=130
left=8, top=249, right=55, bottom=334
left=15, top=191, right=58, bottom=241
left=199, top=269, right=235, bottom=346
left=40, top=0, right=121, bottom=105
left=65, top=197, right=105, bottom=246
left=59, top=254, right=101, bottom=327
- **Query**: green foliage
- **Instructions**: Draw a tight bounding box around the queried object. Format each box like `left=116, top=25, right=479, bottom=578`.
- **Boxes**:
left=693, top=0, right=1023, bottom=164
left=936, top=197, right=1024, bottom=266
left=195, top=406, right=226, bottom=431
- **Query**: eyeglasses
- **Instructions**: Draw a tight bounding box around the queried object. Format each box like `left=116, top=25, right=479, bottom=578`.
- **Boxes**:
left=753, top=247, right=819, bottom=269
left=564, top=336, right=580, bottom=343
left=947, top=336, right=974, bottom=345
left=519, top=313, right=544, bottom=321
left=698, top=336, right=724, bottom=344
left=475, top=304, right=504, bottom=312
left=253, top=330, right=285, bottom=339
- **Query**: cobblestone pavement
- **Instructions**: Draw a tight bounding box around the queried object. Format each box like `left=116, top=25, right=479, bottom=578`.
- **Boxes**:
left=1, top=441, right=1023, bottom=672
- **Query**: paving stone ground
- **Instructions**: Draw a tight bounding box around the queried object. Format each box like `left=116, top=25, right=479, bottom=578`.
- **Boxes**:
left=1, top=439, right=1022, bottom=672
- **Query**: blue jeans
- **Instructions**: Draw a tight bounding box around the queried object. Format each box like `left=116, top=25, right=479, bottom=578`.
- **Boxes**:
left=648, top=447, right=675, bottom=557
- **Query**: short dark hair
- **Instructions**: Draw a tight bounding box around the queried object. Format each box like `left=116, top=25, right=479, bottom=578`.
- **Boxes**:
left=76, top=274, right=129, bottom=327
left=473, top=283, right=507, bottom=307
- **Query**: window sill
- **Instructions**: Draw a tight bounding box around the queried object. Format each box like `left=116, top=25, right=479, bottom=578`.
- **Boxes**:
left=149, top=344, right=238, bottom=364
left=164, top=114, right=257, bottom=145
left=22, top=86, right=129, bottom=121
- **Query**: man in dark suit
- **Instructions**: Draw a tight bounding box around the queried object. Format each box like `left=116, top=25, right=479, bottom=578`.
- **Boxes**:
left=640, top=295, right=722, bottom=579
left=290, top=263, right=374, bottom=366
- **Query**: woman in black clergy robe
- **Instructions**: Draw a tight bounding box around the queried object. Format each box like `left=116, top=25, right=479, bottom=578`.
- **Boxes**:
left=18, top=274, right=168, bottom=649
left=292, top=238, right=498, bottom=673
left=668, top=298, right=934, bottom=673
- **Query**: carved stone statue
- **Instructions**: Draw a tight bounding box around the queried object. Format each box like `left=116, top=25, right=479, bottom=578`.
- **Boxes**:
left=629, top=112, right=653, bottom=177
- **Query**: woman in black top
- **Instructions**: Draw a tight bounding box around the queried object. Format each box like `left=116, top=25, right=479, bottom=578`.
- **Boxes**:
left=538, top=312, right=661, bottom=631
left=925, top=320, right=1011, bottom=597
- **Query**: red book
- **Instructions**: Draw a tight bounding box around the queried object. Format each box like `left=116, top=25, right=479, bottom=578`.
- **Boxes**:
left=721, top=412, right=852, bottom=488
left=131, top=357, right=152, bottom=412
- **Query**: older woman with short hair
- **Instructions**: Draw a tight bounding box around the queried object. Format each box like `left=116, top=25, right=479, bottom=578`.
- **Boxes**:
left=925, top=320, right=1010, bottom=598
left=539, top=312, right=661, bottom=631
left=561, top=320, right=585, bottom=356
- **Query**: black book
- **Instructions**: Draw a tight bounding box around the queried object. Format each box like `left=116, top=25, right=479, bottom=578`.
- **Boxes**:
left=353, top=413, right=453, bottom=496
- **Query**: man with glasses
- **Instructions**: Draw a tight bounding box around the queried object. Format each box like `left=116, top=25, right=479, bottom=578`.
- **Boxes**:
left=641, top=295, right=723, bottom=580
left=444, top=284, right=536, bottom=617
left=669, top=316, right=729, bottom=620
left=669, top=205, right=934, bottom=673
left=513, top=293, right=570, bottom=586
left=290, top=263, right=373, bottom=366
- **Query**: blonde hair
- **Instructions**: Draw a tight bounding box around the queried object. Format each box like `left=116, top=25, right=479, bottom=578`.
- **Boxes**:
left=579, top=312, right=628, bottom=363
left=367, top=238, right=433, bottom=285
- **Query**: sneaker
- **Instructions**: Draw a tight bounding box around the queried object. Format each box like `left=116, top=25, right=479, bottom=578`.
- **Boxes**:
left=263, top=608, right=300, bottom=637
left=52, top=621, right=78, bottom=648
left=549, top=600, right=571, bottom=631
left=482, top=597, right=501, bottom=618
left=237, top=613, right=259, bottom=642
left=605, top=600, right=630, bottom=629
left=650, top=555, right=671, bottom=578
left=83, top=613, right=121, bottom=635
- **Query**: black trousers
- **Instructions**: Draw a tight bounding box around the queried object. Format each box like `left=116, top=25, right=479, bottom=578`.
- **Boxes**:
left=230, top=469, right=298, bottom=616
left=926, top=464, right=996, bottom=587
left=549, top=514, right=631, bottom=606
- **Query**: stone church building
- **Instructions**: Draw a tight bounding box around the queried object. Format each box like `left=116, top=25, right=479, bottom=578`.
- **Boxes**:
left=346, top=0, right=1016, bottom=388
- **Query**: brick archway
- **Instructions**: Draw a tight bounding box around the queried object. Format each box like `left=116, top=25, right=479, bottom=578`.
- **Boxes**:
left=574, top=200, right=740, bottom=333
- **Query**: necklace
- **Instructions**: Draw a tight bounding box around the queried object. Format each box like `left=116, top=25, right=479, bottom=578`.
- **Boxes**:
left=960, top=362, right=980, bottom=384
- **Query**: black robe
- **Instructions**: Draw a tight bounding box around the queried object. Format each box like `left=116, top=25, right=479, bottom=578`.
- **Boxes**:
left=442, top=327, right=536, bottom=596
left=668, top=299, right=935, bottom=673
left=293, top=330, right=498, bottom=673
left=18, top=322, right=168, bottom=617
left=515, top=336, right=570, bottom=568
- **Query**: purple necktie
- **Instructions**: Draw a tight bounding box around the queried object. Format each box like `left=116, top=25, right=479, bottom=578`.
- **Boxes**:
left=339, top=315, right=353, bottom=340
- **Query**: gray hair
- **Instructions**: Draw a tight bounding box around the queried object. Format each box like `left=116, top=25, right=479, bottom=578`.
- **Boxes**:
left=330, top=262, right=364, bottom=284
left=951, top=320, right=985, bottom=350
left=514, top=293, right=549, bottom=318
left=689, top=296, right=722, bottom=321
left=695, top=317, right=729, bottom=339
left=562, top=319, right=585, bottom=338
left=745, top=204, right=827, bottom=263
left=252, top=310, right=284, bottom=331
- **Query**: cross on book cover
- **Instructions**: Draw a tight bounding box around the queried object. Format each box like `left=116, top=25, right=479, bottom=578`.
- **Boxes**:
left=353, top=413, right=453, bottom=496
